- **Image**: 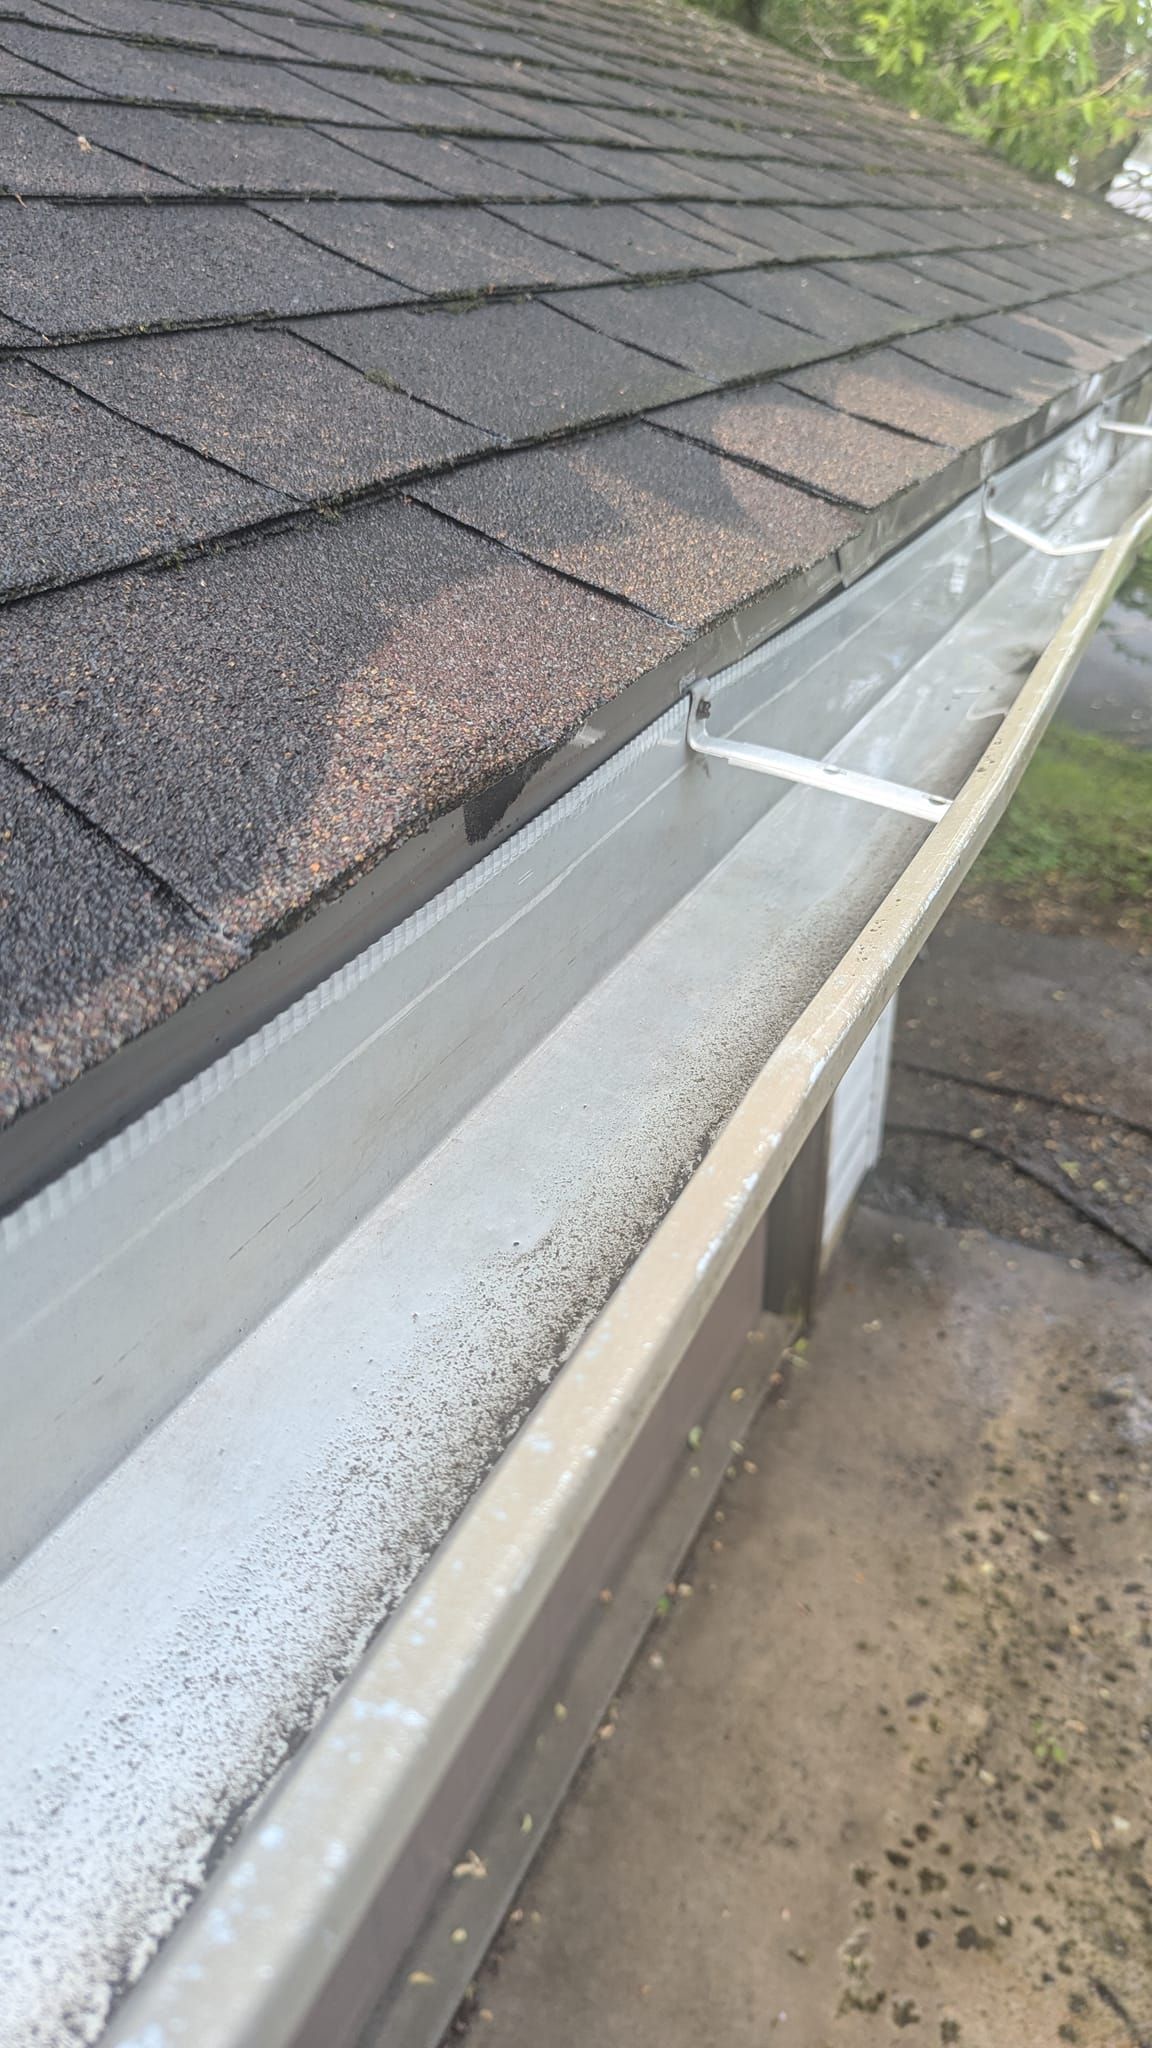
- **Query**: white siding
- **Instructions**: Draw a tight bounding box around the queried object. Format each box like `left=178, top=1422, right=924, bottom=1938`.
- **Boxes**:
left=822, top=996, right=897, bottom=1253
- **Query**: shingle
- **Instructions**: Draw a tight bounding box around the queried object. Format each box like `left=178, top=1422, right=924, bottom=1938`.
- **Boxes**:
left=402, top=15, right=539, bottom=57
left=971, top=311, right=1113, bottom=374
left=323, top=0, right=472, bottom=22
left=312, top=126, right=559, bottom=196
left=259, top=197, right=611, bottom=290
left=294, top=296, right=703, bottom=437
left=0, top=102, right=189, bottom=198
left=229, top=16, right=464, bottom=72
left=1093, top=274, right=1152, bottom=315
left=710, top=264, right=920, bottom=347
left=32, top=0, right=301, bottom=55
left=0, top=760, right=237, bottom=1131
left=786, top=346, right=1029, bottom=447
left=444, top=137, right=640, bottom=197
left=827, top=255, right=994, bottom=318
left=1039, top=242, right=1152, bottom=287
left=429, top=45, right=589, bottom=93
left=895, top=325, right=1075, bottom=403
left=546, top=277, right=829, bottom=382
left=756, top=133, right=858, bottom=169
left=0, top=44, right=79, bottom=91
left=0, top=498, right=682, bottom=934
left=447, top=49, right=589, bottom=96
left=6, top=5, right=105, bottom=34
left=962, top=242, right=1098, bottom=292
left=842, top=204, right=952, bottom=251
left=461, top=91, right=646, bottom=144
left=798, top=205, right=925, bottom=257
left=0, top=200, right=399, bottom=339
left=652, top=153, right=816, bottom=201
left=676, top=200, right=854, bottom=261
left=649, top=380, right=949, bottom=507
left=0, top=26, right=365, bottom=116
left=743, top=161, right=863, bottom=206
left=950, top=208, right=1023, bottom=246
left=46, top=326, right=494, bottom=497
left=554, top=146, right=745, bottom=199
left=671, top=115, right=794, bottom=156
left=489, top=198, right=738, bottom=275
left=633, top=199, right=793, bottom=266
left=415, top=421, right=859, bottom=628
left=1, top=355, right=283, bottom=596
left=284, top=66, right=547, bottom=131
left=910, top=248, right=1050, bottom=304
left=224, top=0, right=370, bottom=27
left=848, top=170, right=938, bottom=206
left=554, top=66, right=675, bottom=110
left=1029, top=293, right=1152, bottom=355
left=36, top=102, right=441, bottom=196
left=969, top=206, right=1048, bottom=241
left=463, top=137, right=647, bottom=196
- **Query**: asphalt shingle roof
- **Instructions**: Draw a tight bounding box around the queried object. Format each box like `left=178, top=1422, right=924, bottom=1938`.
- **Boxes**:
left=38, top=100, right=447, bottom=196
left=2, top=354, right=286, bottom=594
left=46, top=326, right=495, bottom=496
left=296, top=297, right=704, bottom=437
left=543, top=277, right=832, bottom=382
left=0, top=497, right=678, bottom=945
left=709, top=263, right=922, bottom=347
left=649, top=381, right=950, bottom=508
left=785, top=345, right=1033, bottom=446
left=0, top=759, right=238, bottom=1129
left=4, top=0, right=1152, bottom=1154
left=416, top=419, right=861, bottom=625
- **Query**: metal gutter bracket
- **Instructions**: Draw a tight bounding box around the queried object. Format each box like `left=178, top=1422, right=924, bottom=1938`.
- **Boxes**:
left=686, top=692, right=952, bottom=824
left=1102, top=418, right=1152, bottom=441
left=982, top=481, right=1114, bottom=558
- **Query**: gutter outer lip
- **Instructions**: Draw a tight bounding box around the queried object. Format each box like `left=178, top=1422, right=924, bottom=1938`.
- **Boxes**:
left=102, top=481, right=1152, bottom=2048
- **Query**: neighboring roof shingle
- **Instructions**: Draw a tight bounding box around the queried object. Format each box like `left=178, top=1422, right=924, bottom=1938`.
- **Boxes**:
left=970, top=312, right=1113, bottom=374
left=415, top=421, right=860, bottom=626
left=0, top=199, right=400, bottom=338
left=491, top=197, right=760, bottom=272
left=709, top=263, right=921, bottom=348
left=295, top=298, right=704, bottom=438
left=0, top=759, right=235, bottom=1129
left=894, top=324, right=1074, bottom=402
left=0, top=104, right=190, bottom=198
left=544, top=278, right=831, bottom=381
left=0, top=498, right=681, bottom=939
left=4, top=0, right=1152, bottom=1145
left=785, top=346, right=1032, bottom=446
left=2, top=356, right=284, bottom=596
left=258, top=196, right=615, bottom=290
left=37, top=101, right=445, bottom=197
left=1016, top=294, right=1149, bottom=356
left=44, top=327, right=495, bottom=496
left=0, top=24, right=372, bottom=116
left=648, top=381, right=950, bottom=507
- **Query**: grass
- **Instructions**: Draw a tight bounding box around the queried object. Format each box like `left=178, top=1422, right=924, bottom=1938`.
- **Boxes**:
left=965, top=724, right=1152, bottom=934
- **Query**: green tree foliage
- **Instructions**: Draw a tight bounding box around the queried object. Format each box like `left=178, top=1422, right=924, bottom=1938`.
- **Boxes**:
left=689, top=0, right=1152, bottom=183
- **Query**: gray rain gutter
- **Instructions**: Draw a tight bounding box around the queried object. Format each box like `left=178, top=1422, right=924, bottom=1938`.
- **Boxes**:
left=6, top=383, right=1152, bottom=2048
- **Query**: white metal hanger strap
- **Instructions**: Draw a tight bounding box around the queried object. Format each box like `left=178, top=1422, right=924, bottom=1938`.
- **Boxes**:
left=1103, top=419, right=1152, bottom=440
left=686, top=692, right=952, bottom=823
left=982, top=488, right=1114, bottom=557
